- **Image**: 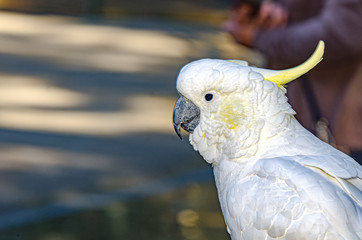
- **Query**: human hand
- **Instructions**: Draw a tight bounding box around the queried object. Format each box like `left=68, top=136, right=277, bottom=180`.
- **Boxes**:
left=224, top=1, right=288, bottom=47
left=257, top=1, right=288, bottom=29
left=224, top=3, right=259, bottom=47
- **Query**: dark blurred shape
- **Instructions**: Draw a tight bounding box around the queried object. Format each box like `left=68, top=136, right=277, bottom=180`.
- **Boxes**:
left=0, top=183, right=228, bottom=240
left=0, top=0, right=229, bottom=19
left=0, top=0, right=233, bottom=25
left=0, top=0, right=86, bottom=15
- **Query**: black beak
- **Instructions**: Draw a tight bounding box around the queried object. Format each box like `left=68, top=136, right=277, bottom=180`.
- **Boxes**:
left=172, top=96, right=200, bottom=140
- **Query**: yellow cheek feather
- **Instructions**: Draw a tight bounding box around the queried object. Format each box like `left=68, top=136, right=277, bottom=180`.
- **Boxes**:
left=219, top=100, right=245, bottom=130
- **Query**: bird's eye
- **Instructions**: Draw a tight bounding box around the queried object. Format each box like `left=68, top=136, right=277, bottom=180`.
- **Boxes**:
left=204, top=93, right=213, bottom=101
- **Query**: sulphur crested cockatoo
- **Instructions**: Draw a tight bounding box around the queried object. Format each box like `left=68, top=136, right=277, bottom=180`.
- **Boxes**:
left=173, top=41, right=362, bottom=240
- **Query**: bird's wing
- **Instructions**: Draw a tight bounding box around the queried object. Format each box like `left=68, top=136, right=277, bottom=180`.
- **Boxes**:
left=220, top=157, right=362, bottom=240
left=295, top=151, right=362, bottom=206
left=276, top=125, right=362, bottom=206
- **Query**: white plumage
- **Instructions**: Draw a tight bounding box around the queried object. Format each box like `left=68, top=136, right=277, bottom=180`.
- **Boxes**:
left=173, top=41, right=362, bottom=239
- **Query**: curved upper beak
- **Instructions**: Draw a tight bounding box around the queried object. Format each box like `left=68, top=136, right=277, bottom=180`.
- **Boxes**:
left=173, top=96, right=200, bottom=140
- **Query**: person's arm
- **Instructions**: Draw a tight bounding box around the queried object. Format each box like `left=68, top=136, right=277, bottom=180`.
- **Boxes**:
left=254, top=0, right=362, bottom=68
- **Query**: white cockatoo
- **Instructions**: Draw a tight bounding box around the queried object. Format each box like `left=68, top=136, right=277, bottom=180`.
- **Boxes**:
left=173, top=41, right=362, bottom=240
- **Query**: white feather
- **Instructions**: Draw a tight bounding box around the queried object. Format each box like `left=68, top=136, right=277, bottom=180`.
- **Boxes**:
left=175, top=59, right=362, bottom=239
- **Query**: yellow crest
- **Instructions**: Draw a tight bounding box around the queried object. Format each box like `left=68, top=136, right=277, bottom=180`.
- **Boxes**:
left=252, top=41, right=324, bottom=87
left=229, top=41, right=325, bottom=89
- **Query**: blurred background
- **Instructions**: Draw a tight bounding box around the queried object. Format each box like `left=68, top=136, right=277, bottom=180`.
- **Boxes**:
left=0, top=1, right=263, bottom=239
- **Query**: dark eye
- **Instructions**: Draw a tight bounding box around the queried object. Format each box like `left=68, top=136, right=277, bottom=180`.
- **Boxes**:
left=204, top=93, right=213, bottom=101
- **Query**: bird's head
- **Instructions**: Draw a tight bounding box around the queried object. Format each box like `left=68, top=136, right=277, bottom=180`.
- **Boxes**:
left=173, top=41, right=324, bottom=164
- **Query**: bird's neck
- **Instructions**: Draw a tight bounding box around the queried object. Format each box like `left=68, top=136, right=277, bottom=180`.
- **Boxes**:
left=212, top=118, right=305, bottom=192
left=190, top=111, right=303, bottom=165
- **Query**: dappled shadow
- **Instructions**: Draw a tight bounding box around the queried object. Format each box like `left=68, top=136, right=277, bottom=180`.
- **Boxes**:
left=0, top=11, right=261, bottom=238
left=0, top=12, right=224, bottom=228
left=0, top=128, right=209, bottom=213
